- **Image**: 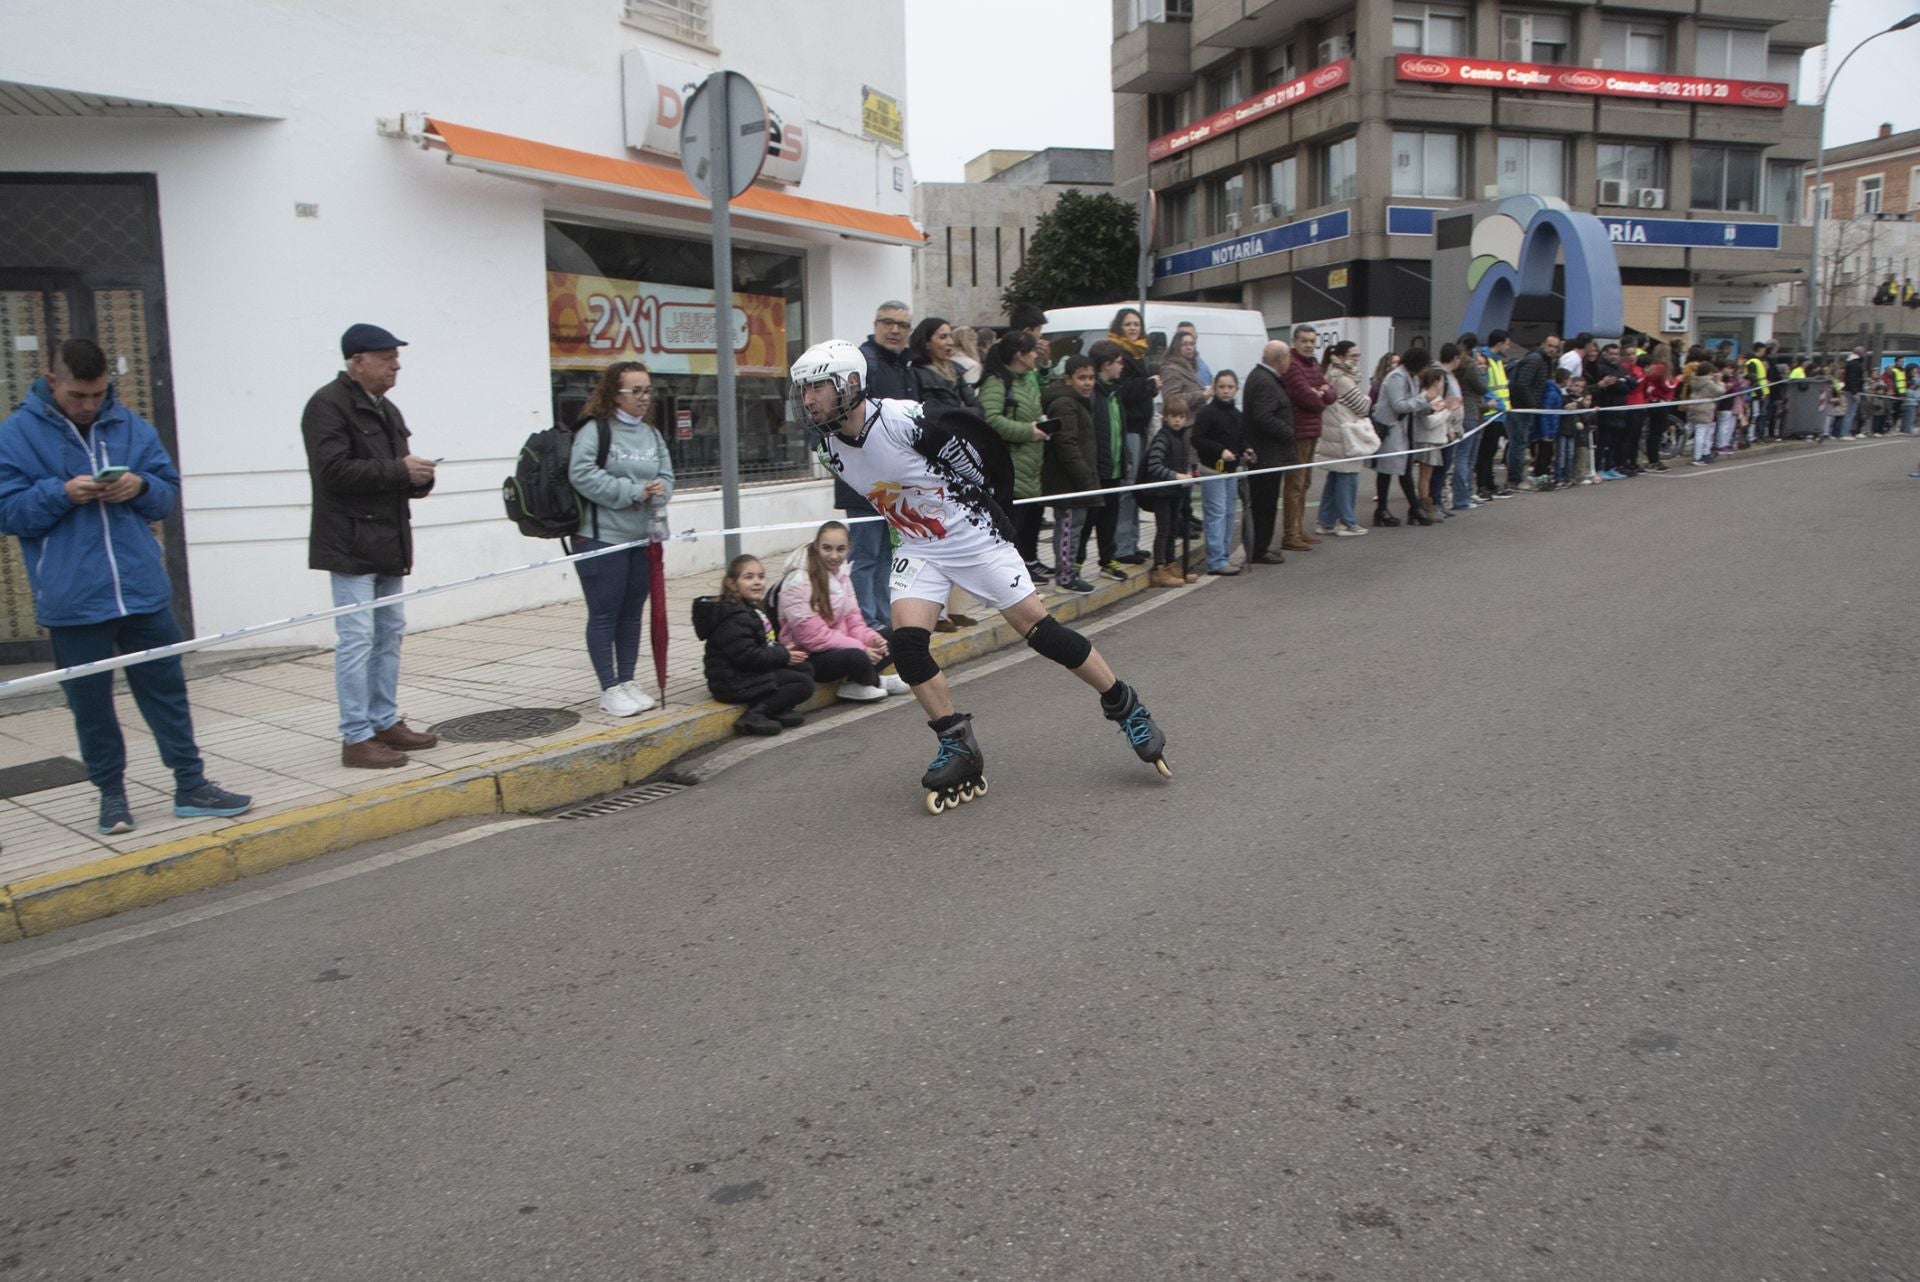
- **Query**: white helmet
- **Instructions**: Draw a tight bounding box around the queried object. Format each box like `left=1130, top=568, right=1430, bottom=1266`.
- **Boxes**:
left=789, top=338, right=866, bottom=431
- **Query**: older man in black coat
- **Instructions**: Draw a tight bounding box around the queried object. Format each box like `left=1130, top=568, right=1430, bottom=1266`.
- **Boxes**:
left=1241, top=340, right=1295, bottom=564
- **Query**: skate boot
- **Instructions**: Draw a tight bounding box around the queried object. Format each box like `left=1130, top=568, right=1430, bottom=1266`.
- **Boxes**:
left=1101, top=681, right=1172, bottom=779
left=921, top=713, right=987, bottom=815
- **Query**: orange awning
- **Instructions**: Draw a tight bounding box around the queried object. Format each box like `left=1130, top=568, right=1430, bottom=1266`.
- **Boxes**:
left=421, top=117, right=924, bottom=247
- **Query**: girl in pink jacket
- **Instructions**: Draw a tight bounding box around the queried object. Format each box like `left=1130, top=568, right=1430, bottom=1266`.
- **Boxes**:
left=776, top=521, right=911, bottom=702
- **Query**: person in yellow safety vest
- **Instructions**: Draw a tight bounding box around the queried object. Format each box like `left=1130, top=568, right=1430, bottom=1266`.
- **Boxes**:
left=1742, top=346, right=1770, bottom=438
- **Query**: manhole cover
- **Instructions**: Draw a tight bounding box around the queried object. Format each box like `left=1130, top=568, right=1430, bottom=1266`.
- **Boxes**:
left=428, top=707, right=581, bottom=743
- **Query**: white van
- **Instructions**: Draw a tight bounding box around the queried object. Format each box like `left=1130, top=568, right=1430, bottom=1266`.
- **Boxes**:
left=1041, top=302, right=1271, bottom=398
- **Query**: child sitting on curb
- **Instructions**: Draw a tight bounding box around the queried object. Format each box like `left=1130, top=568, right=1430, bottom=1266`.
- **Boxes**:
left=775, top=521, right=911, bottom=703
left=692, top=554, right=815, bottom=735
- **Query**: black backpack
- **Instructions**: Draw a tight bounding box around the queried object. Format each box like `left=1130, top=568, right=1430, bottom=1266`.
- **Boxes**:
left=503, top=419, right=611, bottom=539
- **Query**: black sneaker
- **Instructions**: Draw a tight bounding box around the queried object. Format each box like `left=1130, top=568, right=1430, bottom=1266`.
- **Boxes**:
left=173, top=781, right=252, bottom=820
left=1060, top=576, right=1097, bottom=594
left=734, top=708, right=782, bottom=736
left=98, top=792, right=134, bottom=835
left=1116, top=552, right=1150, bottom=565
left=773, top=710, right=806, bottom=728
left=1100, top=561, right=1129, bottom=581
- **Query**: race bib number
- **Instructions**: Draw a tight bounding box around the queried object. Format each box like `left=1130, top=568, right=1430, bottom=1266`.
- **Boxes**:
left=888, top=554, right=923, bottom=593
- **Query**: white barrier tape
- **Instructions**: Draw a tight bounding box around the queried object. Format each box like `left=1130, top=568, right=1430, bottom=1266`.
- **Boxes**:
left=0, top=383, right=1823, bottom=698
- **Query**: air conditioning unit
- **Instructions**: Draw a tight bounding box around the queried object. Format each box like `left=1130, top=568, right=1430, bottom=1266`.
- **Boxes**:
left=1597, top=178, right=1626, bottom=206
left=1226, top=211, right=1244, bottom=232
left=1251, top=202, right=1275, bottom=222
left=1636, top=187, right=1665, bottom=209
left=1317, top=36, right=1350, bottom=66
left=1500, top=14, right=1531, bottom=62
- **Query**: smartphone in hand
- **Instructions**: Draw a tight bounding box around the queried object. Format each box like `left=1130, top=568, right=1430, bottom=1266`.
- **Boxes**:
left=92, top=465, right=130, bottom=483
left=1033, top=418, right=1061, bottom=437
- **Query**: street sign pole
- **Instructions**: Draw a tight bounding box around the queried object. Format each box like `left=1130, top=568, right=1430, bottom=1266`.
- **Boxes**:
left=681, top=72, right=767, bottom=562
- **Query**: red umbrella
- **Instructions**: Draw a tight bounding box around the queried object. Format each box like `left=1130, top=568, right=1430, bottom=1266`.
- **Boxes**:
left=647, top=540, right=669, bottom=707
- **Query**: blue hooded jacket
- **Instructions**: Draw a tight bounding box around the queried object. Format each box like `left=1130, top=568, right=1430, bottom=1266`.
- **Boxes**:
left=0, top=378, right=180, bottom=628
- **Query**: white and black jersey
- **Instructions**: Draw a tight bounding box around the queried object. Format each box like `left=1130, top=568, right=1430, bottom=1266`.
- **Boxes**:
left=820, top=398, right=1014, bottom=562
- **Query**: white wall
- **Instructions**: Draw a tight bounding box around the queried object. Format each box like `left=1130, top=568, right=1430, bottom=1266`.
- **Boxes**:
left=0, top=0, right=910, bottom=646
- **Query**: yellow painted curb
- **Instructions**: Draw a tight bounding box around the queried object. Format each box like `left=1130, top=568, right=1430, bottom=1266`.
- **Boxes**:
left=0, top=563, right=1175, bottom=940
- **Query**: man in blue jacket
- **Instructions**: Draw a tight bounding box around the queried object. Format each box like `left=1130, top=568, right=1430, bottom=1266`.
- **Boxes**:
left=0, top=338, right=250, bottom=835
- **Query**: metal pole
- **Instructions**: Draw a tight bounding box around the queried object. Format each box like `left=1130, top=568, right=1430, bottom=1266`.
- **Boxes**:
left=708, top=78, right=742, bottom=561
left=1803, top=15, right=1920, bottom=359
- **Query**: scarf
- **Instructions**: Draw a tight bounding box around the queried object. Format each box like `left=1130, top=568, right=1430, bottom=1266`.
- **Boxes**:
left=614, top=407, right=647, bottom=426
left=1107, top=332, right=1147, bottom=360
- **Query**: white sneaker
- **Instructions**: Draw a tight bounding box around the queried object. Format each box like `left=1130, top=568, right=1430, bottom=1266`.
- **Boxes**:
left=599, top=684, right=643, bottom=717
left=1334, top=524, right=1367, bottom=536
left=618, top=681, right=656, bottom=713
left=1313, top=524, right=1338, bottom=536
left=837, top=681, right=888, bottom=702
left=880, top=673, right=911, bottom=695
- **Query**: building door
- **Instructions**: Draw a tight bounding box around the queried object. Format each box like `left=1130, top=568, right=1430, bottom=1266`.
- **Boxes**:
left=0, top=176, right=190, bottom=662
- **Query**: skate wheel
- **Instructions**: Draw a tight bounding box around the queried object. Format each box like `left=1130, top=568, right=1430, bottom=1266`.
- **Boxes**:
left=957, top=782, right=976, bottom=803
left=1153, top=757, right=1173, bottom=780
left=924, top=791, right=946, bottom=815
left=974, top=778, right=989, bottom=797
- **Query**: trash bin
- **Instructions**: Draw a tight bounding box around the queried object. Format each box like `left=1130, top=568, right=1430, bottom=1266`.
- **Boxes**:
left=1780, top=380, right=1825, bottom=438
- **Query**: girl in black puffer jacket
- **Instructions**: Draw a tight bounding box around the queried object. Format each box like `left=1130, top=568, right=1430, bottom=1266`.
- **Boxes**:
left=692, top=554, right=816, bottom=735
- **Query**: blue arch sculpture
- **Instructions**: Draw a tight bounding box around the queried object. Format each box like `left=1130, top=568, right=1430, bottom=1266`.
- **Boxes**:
left=1459, top=195, right=1623, bottom=340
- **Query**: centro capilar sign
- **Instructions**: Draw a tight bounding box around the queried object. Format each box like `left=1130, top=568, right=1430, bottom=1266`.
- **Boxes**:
left=1393, top=55, right=1789, bottom=108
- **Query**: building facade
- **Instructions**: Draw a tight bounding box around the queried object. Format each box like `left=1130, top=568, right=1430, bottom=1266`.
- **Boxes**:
left=1111, top=0, right=1821, bottom=362
left=0, top=0, right=915, bottom=659
left=1780, top=123, right=1920, bottom=354
left=912, top=148, right=1115, bottom=329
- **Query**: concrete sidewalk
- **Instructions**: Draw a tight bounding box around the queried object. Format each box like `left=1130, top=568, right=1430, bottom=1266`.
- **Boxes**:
left=0, top=521, right=1200, bottom=940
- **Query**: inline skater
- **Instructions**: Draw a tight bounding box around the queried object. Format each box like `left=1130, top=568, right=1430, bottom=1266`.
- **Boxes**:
left=790, top=339, right=1171, bottom=813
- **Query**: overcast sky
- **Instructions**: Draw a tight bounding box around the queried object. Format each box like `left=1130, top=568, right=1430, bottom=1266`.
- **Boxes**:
left=902, top=0, right=1913, bottom=184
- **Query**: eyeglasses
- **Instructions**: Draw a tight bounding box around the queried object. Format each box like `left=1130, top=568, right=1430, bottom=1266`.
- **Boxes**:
left=874, top=317, right=911, bottom=330
left=617, top=387, right=654, bottom=398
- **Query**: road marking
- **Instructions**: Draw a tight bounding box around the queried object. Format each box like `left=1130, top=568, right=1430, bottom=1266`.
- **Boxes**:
left=682, top=578, right=1217, bottom=784
left=1648, top=439, right=1899, bottom=476
left=0, top=818, right=546, bottom=980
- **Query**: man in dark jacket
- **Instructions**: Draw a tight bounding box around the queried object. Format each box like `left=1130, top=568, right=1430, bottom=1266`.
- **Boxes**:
left=1241, top=341, right=1294, bottom=563
left=1588, top=341, right=1639, bottom=475
left=1278, top=325, right=1335, bottom=551
left=1840, top=346, right=1866, bottom=438
left=0, top=338, right=251, bottom=835
left=1506, top=336, right=1559, bottom=488
left=302, top=323, right=438, bottom=769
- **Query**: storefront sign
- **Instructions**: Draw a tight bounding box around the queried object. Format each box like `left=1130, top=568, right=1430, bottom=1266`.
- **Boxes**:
left=1154, top=208, right=1351, bottom=279
left=675, top=408, right=694, bottom=440
left=621, top=49, right=808, bottom=184
left=861, top=85, right=903, bottom=147
left=1393, top=55, right=1789, bottom=108
left=547, top=272, right=788, bottom=376
left=1147, top=61, right=1351, bottom=162
left=1384, top=204, right=1783, bottom=249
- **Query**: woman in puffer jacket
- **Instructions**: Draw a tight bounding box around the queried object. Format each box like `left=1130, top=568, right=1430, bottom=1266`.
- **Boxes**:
left=774, top=521, right=910, bottom=702
left=693, top=555, right=815, bottom=736
left=978, top=330, right=1050, bottom=575
left=1313, top=340, right=1381, bottom=537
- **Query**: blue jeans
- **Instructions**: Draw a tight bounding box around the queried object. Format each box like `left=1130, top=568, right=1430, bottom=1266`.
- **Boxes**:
left=571, top=537, right=651, bottom=690
left=1554, top=434, right=1575, bottom=483
left=1839, top=397, right=1860, bottom=437
left=1113, top=434, right=1145, bottom=557
left=846, top=515, right=891, bottom=630
left=1199, top=473, right=1237, bottom=570
left=51, top=609, right=206, bottom=797
left=1449, top=433, right=1477, bottom=506
left=1315, top=471, right=1358, bottom=529
left=331, top=572, right=406, bottom=744
left=1505, top=418, right=1532, bottom=483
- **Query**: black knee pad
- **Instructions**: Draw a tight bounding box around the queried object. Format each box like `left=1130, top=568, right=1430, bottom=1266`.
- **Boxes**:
left=1026, top=616, right=1092, bottom=669
left=891, top=626, right=939, bottom=687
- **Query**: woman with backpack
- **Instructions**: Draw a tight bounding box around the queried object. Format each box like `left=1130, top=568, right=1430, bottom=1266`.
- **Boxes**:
left=568, top=360, right=673, bottom=717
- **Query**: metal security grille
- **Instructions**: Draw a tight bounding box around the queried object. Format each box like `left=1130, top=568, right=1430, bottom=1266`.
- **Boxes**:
left=429, top=708, right=582, bottom=743
left=0, top=180, right=157, bottom=268
left=550, top=780, right=691, bottom=819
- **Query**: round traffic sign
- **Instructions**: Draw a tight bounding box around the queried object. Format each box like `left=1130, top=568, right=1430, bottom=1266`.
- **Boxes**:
left=679, top=71, right=768, bottom=201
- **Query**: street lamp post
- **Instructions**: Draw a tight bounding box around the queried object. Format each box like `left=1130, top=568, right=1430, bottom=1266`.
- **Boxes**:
left=1802, top=12, right=1920, bottom=358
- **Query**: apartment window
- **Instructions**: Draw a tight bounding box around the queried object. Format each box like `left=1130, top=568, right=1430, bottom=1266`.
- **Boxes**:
left=1497, top=136, right=1565, bottom=198
left=1124, top=0, right=1194, bottom=30
left=1767, top=50, right=1802, bottom=97
left=1691, top=145, right=1760, bottom=212
left=1500, top=11, right=1571, bottom=64
left=1264, top=154, right=1298, bottom=219
left=1259, top=41, right=1298, bottom=89
left=1600, top=20, right=1667, bottom=72
left=1392, top=130, right=1462, bottom=198
left=1597, top=142, right=1668, bottom=207
left=1162, top=188, right=1198, bottom=243
left=1696, top=26, right=1768, bottom=80
left=1321, top=137, right=1358, bottom=204
left=1859, top=174, right=1884, bottom=215
left=1207, top=61, right=1246, bottom=113
left=1808, top=183, right=1832, bottom=221
left=1394, top=3, right=1468, bottom=55
left=1765, top=162, right=1803, bottom=223
left=622, top=0, right=712, bottom=47
left=1209, top=173, right=1246, bottom=234
left=1911, top=167, right=1920, bottom=209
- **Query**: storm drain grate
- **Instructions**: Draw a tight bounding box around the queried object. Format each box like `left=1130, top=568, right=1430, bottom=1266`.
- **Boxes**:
left=551, top=780, right=692, bottom=819
left=429, top=707, right=581, bottom=743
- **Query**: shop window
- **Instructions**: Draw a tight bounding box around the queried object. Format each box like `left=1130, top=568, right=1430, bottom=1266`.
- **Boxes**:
left=1393, top=3, right=1468, bottom=56
left=1690, top=145, right=1760, bottom=213
left=1497, top=135, right=1564, bottom=199
left=544, top=220, right=808, bottom=487
left=1600, top=19, right=1667, bottom=73
left=1321, top=137, right=1357, bottom=204
left=1392, top=130, right=1462, bottom=199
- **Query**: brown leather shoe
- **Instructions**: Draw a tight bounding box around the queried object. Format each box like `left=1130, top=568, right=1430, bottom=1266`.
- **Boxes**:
left=1279, top=537, right=1315, bottom=551
left=342, top=738, right=409, bottom=769
left=375, top=720, right=438, bottom=750
left=1301, top=533, right=1323, bottom=545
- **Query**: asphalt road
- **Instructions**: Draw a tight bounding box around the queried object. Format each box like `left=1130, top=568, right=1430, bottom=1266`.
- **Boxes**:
left=3, top=440, right=1916, bottom=1282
